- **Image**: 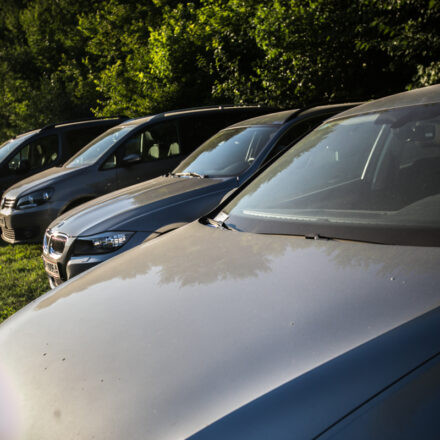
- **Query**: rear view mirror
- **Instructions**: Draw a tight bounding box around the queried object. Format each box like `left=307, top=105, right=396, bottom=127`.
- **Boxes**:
left=396, top=123, right=437, bottom=143
left=121, top=153, right=142, bottom=166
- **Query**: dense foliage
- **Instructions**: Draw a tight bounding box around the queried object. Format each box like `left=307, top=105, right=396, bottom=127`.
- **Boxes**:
left=0, top=0, right=439, bottom=141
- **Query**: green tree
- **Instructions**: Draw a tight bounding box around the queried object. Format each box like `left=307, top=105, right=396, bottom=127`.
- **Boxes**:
left=366, top=0, right=440, bottom=89
left=0, top=0, right=102, bottom=141
left=1, top=0, right=440, bottom=142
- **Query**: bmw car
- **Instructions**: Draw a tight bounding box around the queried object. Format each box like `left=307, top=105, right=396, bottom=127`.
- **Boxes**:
left=1, top=86, right=440, bottom=439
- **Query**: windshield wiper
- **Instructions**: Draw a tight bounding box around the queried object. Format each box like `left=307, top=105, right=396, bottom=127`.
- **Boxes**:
left=304, top=233, right=334, bottom=241
left=172, top=171, right=206, bottom=178
left=207, top=218, right=235, bottom=230
left=206, top=211, right=236, bottom=231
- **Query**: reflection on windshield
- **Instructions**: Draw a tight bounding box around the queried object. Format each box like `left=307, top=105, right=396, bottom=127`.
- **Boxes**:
left=225, top=103, right=440, bottom=246
left=173, top=126, right=277, bottom=177
left=0, top=133, right=33, bottom=163
left=65, top=126, right=133, bottom=168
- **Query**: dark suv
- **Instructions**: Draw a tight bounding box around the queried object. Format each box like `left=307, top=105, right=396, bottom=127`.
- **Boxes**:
left=0, top=106, right=272, bottom=243
left=0, top=118, right=126, bottom=197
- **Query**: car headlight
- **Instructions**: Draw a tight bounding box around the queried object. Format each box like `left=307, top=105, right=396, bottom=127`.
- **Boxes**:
left=16, top=188, right=54, bottom=210
left=73, top=231, right=134, bottom=255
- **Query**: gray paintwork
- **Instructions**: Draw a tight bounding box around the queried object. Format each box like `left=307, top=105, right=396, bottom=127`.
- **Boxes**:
left=50, top=175, right=229, bottom=236
left=43, top=103, right=359, bottom=284
left=4, top=166, right=86, bottom=200
left=1, top=221, right=440, bottom=439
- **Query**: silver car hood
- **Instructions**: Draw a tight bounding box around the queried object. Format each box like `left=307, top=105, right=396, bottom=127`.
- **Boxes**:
left=49, top=175, right=227, bottom=236
left=1, top=222, right=440, bottom=439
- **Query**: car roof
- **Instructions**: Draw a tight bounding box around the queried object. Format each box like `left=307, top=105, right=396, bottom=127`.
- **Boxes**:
left=229, top=109, right=301, bottom=127
left=329, top=84, right=440, bottom=121
left=227, top=103, right=363, bottom=128
left=38, top=117, right=127, bottom=131
left=4, top=117, right=127, bottom=142
left=51, top=118, right=126, bottom=129
left=10, top=129, right=39, bottom=140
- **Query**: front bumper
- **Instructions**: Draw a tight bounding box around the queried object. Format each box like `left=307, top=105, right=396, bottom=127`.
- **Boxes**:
left=43, top=231, right=155, bottom=288
left=0, top=202, right=60, bottom=244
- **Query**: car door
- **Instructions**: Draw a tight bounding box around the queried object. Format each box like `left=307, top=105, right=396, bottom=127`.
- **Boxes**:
left=0, top=160, right=20, bottom=194
left=115, top=120, right=183, bottom=188
left=10, top=134, right=60, bottom=169
left=3, top=134, right=60, bottom=189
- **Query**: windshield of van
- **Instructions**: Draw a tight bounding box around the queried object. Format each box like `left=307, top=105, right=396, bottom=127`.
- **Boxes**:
left=65, top=126, right=133, bottom=168
left=222, top=103, right=440, bottom=246
left=173, top=126, right=277, bottom=177
left=0, top=133, right=33, bottom=163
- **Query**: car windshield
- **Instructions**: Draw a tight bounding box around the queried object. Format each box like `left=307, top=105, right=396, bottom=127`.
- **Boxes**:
left=0, top=133, right=33, bottom=163
left=173, top=126, right=277, bottom=177
left=222, top=103, right=440, bottom=246
left=65, top=126, right=133, bottom=168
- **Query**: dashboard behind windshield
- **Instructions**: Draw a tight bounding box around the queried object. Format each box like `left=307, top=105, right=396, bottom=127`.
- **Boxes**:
left=223, top=103, right=440, bottom=246
left=174, top=126, right=277, bottom=177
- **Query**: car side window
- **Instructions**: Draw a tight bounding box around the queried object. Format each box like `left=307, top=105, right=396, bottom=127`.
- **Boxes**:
left=117, top=121, right=181, bottom=164
left=102, top=153, right=118, bottom=170
left=8, top=135, right=59, bottom=171
left=263, top=115, right=331, bottom=165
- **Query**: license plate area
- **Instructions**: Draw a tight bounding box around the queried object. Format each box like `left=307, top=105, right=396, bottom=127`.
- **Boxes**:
left=42, top=256, right=60, bottom=279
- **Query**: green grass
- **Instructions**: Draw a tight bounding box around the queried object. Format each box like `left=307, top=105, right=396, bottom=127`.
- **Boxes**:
left=0, top=241, right=49, bottom=323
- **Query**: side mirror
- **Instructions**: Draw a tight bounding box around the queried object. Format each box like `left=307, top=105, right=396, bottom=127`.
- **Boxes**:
left=121, top=153, right=142, bottom=166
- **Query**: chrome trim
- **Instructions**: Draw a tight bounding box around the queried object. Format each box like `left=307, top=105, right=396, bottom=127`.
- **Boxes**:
left=1, top=198, right=15, bottom=209
left=43, top=230, right=51, bottom=254
left=43, top=230, right=68, bottom=259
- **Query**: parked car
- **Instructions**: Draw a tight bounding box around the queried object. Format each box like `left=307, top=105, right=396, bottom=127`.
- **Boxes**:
left=2, top=85, right=440, bottom=439
left=0, top=106, right=271, bottom=243
left=0, top=117, right=126, bottom=197
left=42, top=103, right=358, bottom=287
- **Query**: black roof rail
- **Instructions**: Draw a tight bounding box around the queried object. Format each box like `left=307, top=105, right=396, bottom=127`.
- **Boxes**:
left=160, top=104, right=267, bottom=117
left=284, top=102, right=363, bottom=122
left=283, top=102, right=333, bottom=122
left=39, top=115, right=128, bottom=132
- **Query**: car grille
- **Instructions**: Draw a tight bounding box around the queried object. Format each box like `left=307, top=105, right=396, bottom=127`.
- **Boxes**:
left=2, top=226, right=38, bottom=242
left=50, top=235, right=67, bottom=254
left=2, top=227, right=15, bottom=241
left=2, top=198, right=15, bottom=209
left=45, top=232, right=68, bottom=256
left=43, top=231, right=50, bottom=253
